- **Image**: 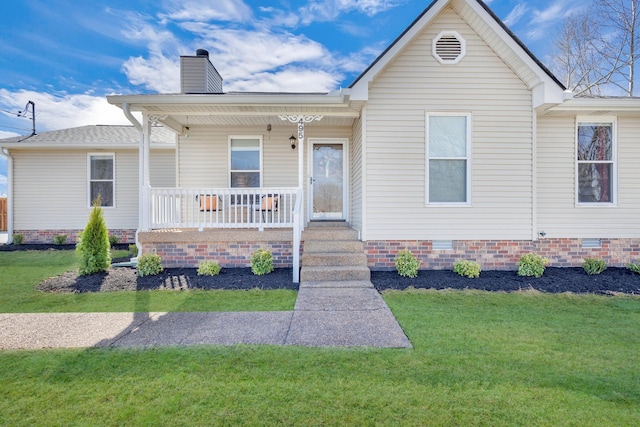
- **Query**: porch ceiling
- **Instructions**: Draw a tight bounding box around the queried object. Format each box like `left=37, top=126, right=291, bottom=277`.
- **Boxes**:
left=145, top=104, right=362, bottom=128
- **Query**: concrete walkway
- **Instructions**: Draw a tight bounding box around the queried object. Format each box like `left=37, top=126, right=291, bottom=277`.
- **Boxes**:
left=0, top=280, right=412, bottom=350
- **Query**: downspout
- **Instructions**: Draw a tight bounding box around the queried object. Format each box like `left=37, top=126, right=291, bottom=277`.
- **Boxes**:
left=122, top=103, right=143, bottom=258
left=1, top=148, right=13, bottom=243
left=531, top=108, right=538, bottom=241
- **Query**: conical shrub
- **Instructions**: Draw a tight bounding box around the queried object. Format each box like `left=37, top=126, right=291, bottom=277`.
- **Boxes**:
left=76, top=196, right=111, bottom=275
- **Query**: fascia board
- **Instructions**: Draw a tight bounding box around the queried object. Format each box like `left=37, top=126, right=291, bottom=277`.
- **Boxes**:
left=0, top=143, right=175, bottom=150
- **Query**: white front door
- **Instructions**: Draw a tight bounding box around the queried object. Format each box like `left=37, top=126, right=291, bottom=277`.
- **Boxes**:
left=310, top=139, right=347, bottom=220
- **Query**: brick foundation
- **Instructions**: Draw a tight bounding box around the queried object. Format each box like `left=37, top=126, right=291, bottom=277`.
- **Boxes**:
left=365, top=239, right=640, bottom=270
left=13, top=229, right=136, bottom=244
left=139, top=229, right=295, bottom=268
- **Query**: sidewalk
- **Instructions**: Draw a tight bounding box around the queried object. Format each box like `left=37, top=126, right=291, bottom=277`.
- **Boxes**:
left=0, top=280, right=412, bottom=350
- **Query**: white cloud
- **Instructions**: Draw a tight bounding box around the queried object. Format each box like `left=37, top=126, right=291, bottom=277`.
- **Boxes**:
left=160, top=0, right=252, bottom=22
left=230, top=68, right=340, bottom=92
left=122, top=54, right=181, bottom=93
left=300, top=0, right=401, bottom=24
left=504, top=3, right=528, bottom=27
left=526, top=0, right=585, bottom=40
left=0, top=89, right=131, bottom=132
left=0, top=130, right=19, bottom=139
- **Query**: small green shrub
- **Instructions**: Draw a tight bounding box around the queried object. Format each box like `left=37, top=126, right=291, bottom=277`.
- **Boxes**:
left=251, top=248, right=274, bottom=275
left=517, top=253, right=549, bottom=278
left=76, top=197, right=111, bottom=275
left=582, top=258, right=607, bottom=275
left=627, top=259, right=640, bottom=274
left=108, top=235, right=121, bottom=247
left=137, top=253, right=163, bottom=277
left=453, top=259, right=481, bottom=278
left=395, top=249, right=420, bottom=278
left=198, top=260, right=221, bottom=276
left=53, top=234, right=67, bottom=245
left=128, top=244, right=139, bottom=258
left=12, top=234, right=24, bottom=245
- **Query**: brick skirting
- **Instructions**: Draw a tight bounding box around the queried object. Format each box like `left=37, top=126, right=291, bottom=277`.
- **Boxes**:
left=13, top=229, right=136, bottom=244
left=365, top=239, right=640, bottom=270
left=138, top=229, right=296, bottom=268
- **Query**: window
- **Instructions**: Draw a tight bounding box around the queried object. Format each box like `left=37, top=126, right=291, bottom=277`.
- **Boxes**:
left=426, top=114, right=471, bottom=204
left=88, top=153, right=114, bottom=207
left=576, top=119, right=615, bottom=204
left=230, top=137, right=261, bottom=188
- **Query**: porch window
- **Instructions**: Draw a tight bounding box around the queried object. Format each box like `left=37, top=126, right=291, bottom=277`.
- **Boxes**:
left=576, top=118, right=616, bottom=204
left=426, top=113, right=471, bottom=204
left=230, top=137, right=262, bottom=188
left=88, top=153, right=115, bottom=207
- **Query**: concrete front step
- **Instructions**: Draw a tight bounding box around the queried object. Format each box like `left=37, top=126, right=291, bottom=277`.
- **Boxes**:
left=303, top=240, right=364, bottom=254
left=302, top=227, right=359, bottom=241
left=301, top=252, right=368, bottom=267
left=300, top=265, right=371, bottom=282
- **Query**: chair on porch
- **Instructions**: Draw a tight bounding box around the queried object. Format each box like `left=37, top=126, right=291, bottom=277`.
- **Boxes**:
left=197, top=194, right=220, bottom=212
left=257, top=195, right=278, bottom=222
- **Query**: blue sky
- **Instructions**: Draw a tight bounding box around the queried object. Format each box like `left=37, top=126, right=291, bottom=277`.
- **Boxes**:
left=0, top=0, right=591, bottom=195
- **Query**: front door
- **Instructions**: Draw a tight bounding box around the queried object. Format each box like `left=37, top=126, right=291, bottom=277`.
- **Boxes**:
left=310, top=140, right=347, bottom=220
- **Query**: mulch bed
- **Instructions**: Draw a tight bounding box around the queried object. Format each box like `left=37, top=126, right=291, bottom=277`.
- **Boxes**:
left=6, top=244, right=640, bottom=295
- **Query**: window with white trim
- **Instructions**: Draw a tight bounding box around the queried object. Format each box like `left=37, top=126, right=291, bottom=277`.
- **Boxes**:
left=426, top=113, right=471, bottom=204
left=576, top=118, right=616, bottom=204
left=88, top=153, right=115, bottom=207
left=230, top=137, right=262, bottom=188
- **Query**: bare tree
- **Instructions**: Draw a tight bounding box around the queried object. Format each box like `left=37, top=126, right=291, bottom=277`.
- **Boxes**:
left=552, top=0, right=639, bottom=96
left=594, top=0, right=640, bottom=96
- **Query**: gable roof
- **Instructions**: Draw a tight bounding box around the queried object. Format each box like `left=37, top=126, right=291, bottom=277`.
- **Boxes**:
left=349, top=0, right=566, bottom=106
left=0, top=125, right=175, bottom=149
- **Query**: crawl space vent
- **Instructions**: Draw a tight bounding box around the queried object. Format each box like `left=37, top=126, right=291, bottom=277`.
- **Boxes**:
left=433, top=31, right=465, bottom=64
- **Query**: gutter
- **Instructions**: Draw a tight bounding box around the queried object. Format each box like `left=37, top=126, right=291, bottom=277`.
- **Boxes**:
left=1, top=148, right=13, bottom=243
left=122, top=103, right=143, bottom=259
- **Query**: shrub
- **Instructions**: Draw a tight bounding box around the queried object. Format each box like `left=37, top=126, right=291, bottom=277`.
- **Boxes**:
left=137, top=253, right=163, bottom=277
left=128, top=244, right=139, bottom=258
left=76, top=197, right=111, bottom=275
left=517, top=253, right=549, bottom=278
left=454, top=259, right=481, bottom=278
left=582, top=258, right=607, bottom=275
left=53, top=234, right=67, bottom=245
left=627, top=259, right=640, bottom=275
left=108, top=235, right=121, bottom=247
left=198, top=260, right=221, bottom=276
left=12, top=234, right=24, bottom=245
left=395, top=249, right=420, bottom=278
left=251, top=248, right=274, bottom=275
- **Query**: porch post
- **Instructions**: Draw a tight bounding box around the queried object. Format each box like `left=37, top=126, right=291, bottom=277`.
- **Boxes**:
left=141, top=115, right=152, bottom=232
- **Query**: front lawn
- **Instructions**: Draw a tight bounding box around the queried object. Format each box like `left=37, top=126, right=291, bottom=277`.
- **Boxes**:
left=0, top=250, right=296, bottom=313
left=1, top=290, right=639, bottom=426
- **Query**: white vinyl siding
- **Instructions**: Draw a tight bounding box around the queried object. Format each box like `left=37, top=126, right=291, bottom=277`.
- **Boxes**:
left=364, top=6, right=533, bottom=240
left=176, top=126, right=352, bottom=215
left=537, top=115, right=640, bottom=238
left=350, top=116, right=364, bottom=232
left=12, top=149, right=139, bottom=230
left=149, top=150, right=176, bottom=187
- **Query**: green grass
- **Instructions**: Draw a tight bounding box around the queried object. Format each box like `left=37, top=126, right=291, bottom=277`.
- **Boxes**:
left=1, top=290, right=639, bottom=426
left=0, top=250, right=296, bottom=313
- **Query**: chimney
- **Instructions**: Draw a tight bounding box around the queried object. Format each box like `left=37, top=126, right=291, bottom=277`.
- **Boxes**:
left=180, top=49, right=223, bottom=94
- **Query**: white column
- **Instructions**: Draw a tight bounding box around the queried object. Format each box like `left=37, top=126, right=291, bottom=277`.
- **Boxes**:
left=141, top=115, right=151, bottom=232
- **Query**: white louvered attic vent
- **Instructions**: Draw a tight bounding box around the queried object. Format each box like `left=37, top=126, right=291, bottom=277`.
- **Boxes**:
left=432, top=31, right=465, bottom=64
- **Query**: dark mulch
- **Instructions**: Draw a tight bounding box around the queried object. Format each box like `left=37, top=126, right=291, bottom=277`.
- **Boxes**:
left=37, top=267, right=297, bottom=293
left=9, top=245, right=640, bottom=295
left=371, top=267, right=640, bottom=295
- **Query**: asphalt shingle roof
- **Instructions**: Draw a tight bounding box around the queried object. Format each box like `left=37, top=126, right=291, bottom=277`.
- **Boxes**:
left=0, top=125, right=175, bottom=146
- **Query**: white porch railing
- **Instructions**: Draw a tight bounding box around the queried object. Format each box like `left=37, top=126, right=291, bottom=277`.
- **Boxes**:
left=150, top=187, right=300, bottom=230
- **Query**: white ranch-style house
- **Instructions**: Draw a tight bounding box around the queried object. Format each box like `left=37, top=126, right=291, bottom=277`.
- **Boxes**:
left=3, top=0, right=640, bottom=283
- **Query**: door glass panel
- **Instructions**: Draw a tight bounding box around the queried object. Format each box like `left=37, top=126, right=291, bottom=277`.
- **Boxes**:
left=312, top=144, right=344, bottom=219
